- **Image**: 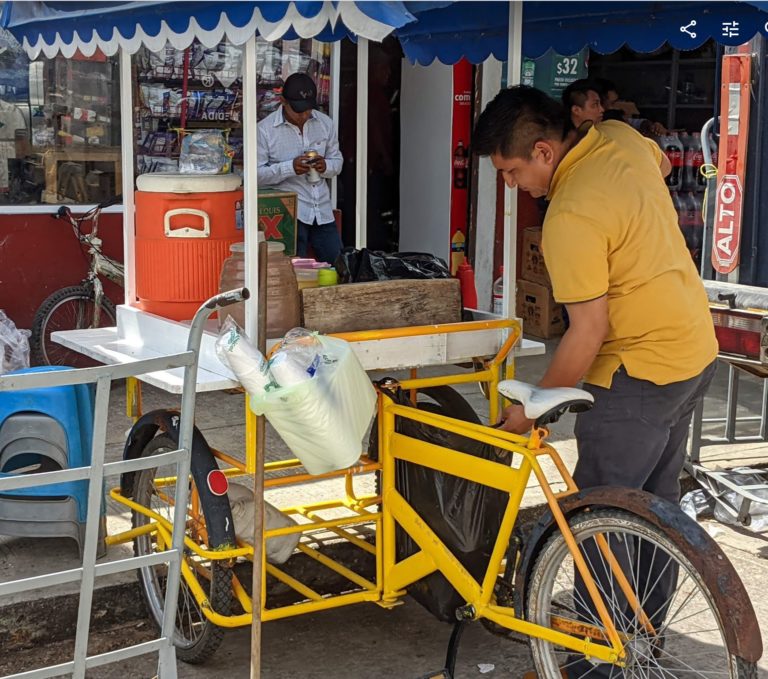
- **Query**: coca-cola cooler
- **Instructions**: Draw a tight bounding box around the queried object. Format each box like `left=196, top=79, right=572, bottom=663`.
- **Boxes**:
left=399, top=60, right=473, bottom=276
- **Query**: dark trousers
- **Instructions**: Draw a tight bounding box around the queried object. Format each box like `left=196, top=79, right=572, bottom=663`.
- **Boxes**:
left=297, top=219, right=343, bottom=265
left=566, top=361, right=716, bottom=678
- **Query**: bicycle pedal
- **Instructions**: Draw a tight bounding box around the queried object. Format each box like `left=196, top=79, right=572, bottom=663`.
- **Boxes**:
left=417, top=671, right=451, bottom=679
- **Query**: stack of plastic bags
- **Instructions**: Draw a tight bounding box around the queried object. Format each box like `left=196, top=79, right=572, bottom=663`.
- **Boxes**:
left=215, top=320, right=376, bottom=475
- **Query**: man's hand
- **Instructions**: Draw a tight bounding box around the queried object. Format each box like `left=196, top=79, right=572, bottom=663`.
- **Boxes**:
left=312, top=155, right=327, bottom=174
left=293, top=155, right=310, bottom=175
left=499, top=403, right=534, bottom=434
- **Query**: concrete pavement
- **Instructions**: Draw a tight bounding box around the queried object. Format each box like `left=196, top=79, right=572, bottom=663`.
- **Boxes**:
left=2, top=341, right=768, bottom=677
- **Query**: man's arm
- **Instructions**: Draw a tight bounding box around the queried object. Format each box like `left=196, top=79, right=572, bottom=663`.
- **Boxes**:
left=538, top=295, right=609, bottom=388
left=256, top=127, right=297, bottom=186
left=500, top=295, right=609, bottom=432
left=320, top=125, right=343, bottom=179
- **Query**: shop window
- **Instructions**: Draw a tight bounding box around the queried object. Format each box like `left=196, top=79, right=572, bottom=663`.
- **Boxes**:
left=133, top=38, right=331, bottom=176
left=0, top=28, right=122, bottom=206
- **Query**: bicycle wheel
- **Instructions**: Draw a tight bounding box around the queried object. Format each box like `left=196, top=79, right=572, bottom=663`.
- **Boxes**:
left=526, top=509, right=756, bottom=679
left=30, top=285, right=116, bottom=367
left=132, top=435, right=233, bottom=665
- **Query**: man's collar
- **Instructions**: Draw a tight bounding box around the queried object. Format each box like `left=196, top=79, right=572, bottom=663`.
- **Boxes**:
left=274, top=106, right=317, bottom=127
left=547, top=124, right=601, bottom=200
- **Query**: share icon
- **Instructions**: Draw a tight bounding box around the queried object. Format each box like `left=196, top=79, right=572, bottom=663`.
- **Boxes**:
left=680, top=19, right=697, bottom=38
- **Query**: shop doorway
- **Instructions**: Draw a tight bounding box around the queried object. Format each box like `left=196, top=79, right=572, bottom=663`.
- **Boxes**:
left=338, top=37, right=403, bottom=252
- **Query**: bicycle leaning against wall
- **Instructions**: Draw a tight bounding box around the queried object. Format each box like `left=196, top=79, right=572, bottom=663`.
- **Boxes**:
left=30, top=197, right=124, bottom=367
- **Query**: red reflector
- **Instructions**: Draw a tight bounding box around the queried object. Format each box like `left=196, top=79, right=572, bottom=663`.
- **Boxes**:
left=714, top=325, right=762, bottom=360
left=207, top=470, right=229, bottom=496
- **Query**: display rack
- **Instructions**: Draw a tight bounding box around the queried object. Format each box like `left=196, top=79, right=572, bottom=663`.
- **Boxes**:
left=133, top=39, right=332, bottom=176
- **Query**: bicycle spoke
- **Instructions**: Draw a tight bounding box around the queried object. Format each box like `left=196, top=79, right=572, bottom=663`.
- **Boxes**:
left=527, top=512, right=741, bottom=679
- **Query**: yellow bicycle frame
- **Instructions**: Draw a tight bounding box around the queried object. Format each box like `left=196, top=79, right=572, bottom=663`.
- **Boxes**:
left=108, top=318, right=642, bottom=667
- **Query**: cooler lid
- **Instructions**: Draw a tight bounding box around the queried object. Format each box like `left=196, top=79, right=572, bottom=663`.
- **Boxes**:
left=136, top=173, right=243, bottom=194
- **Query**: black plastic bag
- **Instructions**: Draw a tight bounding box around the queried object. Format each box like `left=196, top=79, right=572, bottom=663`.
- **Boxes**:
left=335, top=248, right=451, bottom=283
left=369, top=384, right=509, bottom=623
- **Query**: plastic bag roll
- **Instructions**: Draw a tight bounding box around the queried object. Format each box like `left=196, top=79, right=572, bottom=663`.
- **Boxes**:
left=250, top=334, right=376, bottom=475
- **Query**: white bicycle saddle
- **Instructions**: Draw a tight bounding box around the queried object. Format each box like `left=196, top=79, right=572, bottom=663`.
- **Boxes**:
left=498, top=380, right=594, bottom=422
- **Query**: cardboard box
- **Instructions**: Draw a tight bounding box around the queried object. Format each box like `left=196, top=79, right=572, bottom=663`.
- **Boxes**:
left=516, top=279, right=565, bottom=339
left=522, top=226, right=551, bottom=287
left=257, top=189, right=297, bottom=256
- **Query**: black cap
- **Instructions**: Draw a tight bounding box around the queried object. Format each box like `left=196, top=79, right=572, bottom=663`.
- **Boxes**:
left=282, top=73, right=317, bottom=113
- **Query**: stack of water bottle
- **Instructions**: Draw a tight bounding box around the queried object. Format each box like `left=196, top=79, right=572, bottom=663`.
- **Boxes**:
left=658, top=130, right=715, bottom=265
left=215, top=320, right=376, bottom=475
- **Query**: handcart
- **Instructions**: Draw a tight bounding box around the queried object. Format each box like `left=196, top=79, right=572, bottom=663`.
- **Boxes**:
left=0, top=289, right=248, bottom=679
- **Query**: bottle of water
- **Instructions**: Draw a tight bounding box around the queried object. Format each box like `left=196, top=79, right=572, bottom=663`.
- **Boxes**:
left=492, top=266, right=504, bottom=316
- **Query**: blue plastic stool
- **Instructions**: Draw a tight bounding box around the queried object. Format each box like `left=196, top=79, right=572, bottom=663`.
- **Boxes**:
left=0, top=366, right=99, bottom=555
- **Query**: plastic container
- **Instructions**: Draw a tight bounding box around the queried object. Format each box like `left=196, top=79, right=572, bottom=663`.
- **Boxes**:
left=294, top=267, right=320, bottom=290
left=217, top=240, right=300, bottom=339
left=492, top=266, right=504, bottom=316
left=265, top=242, right=301, bottom=338
left=456, top=261, right=478, bottom=309
left=135, top=173, right=244, bottom=321
left=662, top=133, right=684, bottom=191
left=317, top=268, right=338, bottom=287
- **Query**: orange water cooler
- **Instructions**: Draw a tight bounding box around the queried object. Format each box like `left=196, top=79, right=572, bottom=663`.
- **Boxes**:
left=134, top=173, right=244, bottom=321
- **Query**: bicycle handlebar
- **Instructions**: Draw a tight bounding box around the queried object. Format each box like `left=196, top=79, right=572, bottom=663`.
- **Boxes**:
left=205, top=288, right=250, bottom=310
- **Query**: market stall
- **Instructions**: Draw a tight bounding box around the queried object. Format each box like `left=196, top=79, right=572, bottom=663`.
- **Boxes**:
left=0, top=3, right=540, bottom=677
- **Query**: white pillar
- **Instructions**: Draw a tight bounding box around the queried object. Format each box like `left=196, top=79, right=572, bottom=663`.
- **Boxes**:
left=243, top=36, right=259, bottom=339
left=330, top=41, right=341, bottom=208
left=118, top=49, right=135, bottom=306
left=475, top=57, right=503, bottom=311
left=355, top=38, right=369, bottom=249
left=502, top=0, right=523, bottom=319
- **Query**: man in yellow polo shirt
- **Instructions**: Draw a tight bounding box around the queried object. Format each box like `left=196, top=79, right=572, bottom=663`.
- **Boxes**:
left=473, top=86, right=718, bottom=678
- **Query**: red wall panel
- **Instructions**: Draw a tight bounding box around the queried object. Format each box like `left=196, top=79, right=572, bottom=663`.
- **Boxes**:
left=0, top=212, right=124, bottom=330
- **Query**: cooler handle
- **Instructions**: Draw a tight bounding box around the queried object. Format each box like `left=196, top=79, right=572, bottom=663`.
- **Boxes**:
left=164, top=208, right=211, bottom=238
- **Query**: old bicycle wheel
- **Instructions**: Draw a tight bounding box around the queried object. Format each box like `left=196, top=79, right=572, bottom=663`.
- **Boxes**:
left=526, top=509, right=757, bottom=679
left=131, top=435, right=233, bottom=665
left=30, top=285, right=116, bottom=367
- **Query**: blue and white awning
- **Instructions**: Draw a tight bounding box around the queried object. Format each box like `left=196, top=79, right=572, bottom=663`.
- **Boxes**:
left=399, top=1, right=768, bottom=65
left=0, top=1, right=424, bottom=58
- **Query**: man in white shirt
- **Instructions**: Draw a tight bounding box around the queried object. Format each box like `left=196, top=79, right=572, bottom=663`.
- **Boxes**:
left=257, top=73, right=343, bottom=264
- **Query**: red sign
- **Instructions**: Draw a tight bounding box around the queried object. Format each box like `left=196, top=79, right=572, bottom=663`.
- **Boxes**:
left=449, top=59, right=473, bottom=275
left=712, top=175, right=743, bottom=273
left=711, top=52, right=751, bottom=275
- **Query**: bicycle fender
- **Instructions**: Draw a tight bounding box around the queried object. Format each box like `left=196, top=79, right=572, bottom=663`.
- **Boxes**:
left=514, top=486, right=762, bottom=663
left=120, top=409, right=237, bottom=550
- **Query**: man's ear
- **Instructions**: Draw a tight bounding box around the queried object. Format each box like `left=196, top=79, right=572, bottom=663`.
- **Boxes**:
left=532, top=140, right=555, bottom=164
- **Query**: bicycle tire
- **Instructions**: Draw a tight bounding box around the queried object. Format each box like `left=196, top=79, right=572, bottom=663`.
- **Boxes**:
left=30, top=285, right=116, bottom=366
left=525, top=508, right=756, bottom=678
left=132, top=435, right=233, bottom=665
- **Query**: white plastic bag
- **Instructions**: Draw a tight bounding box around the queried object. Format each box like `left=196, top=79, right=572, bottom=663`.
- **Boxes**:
left=178, top=129, right=233, bottom=174
left=227, top=482, right=299, bottom=565
left=215, top=318, right=275, bottom=395
left=0, top=311, right=30, bottom=375
left=250, top=334, right=376, bottom=475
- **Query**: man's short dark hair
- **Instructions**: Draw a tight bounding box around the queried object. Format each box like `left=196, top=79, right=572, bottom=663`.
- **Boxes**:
left=561, top=79, right=600, bottom=109
left=472, top=85, right=566, bottom=159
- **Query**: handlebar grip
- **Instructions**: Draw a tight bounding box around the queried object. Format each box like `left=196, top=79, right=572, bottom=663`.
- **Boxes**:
left=205, top=288, right=250, bottom=310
